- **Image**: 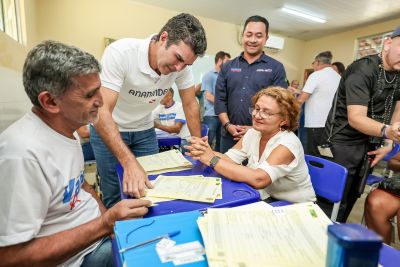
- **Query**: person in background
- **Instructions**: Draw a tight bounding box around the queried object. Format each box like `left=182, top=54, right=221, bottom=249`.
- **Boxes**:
left=365, top=152, right=400, bottom=244
left=297, top=51, right=341, bottom=156
left=77, top=125, right=95, bottom=162
left=332, top=61, right=346, bottom=77
left=215, top=15, right=288, bottom=153
left=152, top=88, right=191, bottom=150
left=201, top=51, right=231, bottom=151
left=320, top=26, right=400, bottom=223
left=288, top=79, right=301, bottom=96
left=90, top=13, right=207, bottom=208
left=0, top=40, right=150, bottom=267
left=194, top=83, right=205, bottom=120
left=187, top=87, right=315, bottom=203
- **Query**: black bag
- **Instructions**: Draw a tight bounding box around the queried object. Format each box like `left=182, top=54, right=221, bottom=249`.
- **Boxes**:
left=378, top=177, right=400, bottom=197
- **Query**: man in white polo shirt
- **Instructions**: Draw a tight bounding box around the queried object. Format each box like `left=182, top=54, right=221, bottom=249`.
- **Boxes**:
left=297, top=51, right=341, bottom=156
left=91, top=13, right=207, bottom=208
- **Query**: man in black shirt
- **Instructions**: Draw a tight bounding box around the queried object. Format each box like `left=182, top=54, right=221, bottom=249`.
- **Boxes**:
left=320, top=26, right=400, bottom=222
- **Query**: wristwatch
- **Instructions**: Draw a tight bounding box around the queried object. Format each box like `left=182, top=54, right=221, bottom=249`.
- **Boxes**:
left=209, top=156, right=221, bottom=169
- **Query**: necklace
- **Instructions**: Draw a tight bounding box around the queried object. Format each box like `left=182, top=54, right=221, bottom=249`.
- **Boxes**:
left=383, top=69, right=397, bottom=84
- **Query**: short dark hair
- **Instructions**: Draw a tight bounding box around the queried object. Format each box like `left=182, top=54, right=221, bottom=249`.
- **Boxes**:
left=158, top=13, right=207, bottom=56
left=214, top=51, right=230, bottom=64
left=23, top=40, right=101, bottom=107
left=315, top=51, right=333, bottom=65
left=243, top=15, right=269, bottom=35
left=332, top=61, right=346, bottom=76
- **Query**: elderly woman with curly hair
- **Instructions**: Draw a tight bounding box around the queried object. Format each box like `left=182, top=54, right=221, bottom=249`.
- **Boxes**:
left=186, top=86, right=316, bottom=203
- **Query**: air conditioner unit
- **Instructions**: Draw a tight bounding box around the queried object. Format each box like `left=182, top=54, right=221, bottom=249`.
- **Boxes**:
left=265, top=35, right=285, bottom=50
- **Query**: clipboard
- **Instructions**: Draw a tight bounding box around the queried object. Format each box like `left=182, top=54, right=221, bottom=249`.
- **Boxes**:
left=114, top=211, right=207, bottom=267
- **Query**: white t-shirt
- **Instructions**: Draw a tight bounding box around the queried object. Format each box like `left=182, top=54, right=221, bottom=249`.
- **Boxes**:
left=152, top=101, right=191, bottom=139
left=225, top=129, right=316, bottom=202
left=100, top=36, right=194, bottom=131
left=0, top=111, right=101, bottom=267
left=302, top=67, right=341, bottom=127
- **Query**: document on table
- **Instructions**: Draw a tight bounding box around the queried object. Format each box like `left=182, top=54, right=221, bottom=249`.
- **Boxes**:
left=199, top=202, right=332, bottom=267
left=136, top=150, right=192, bottom=174
left=146, top=175, right=221, bottom=203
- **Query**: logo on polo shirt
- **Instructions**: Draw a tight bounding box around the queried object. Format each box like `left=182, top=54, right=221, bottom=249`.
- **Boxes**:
left=128, top=88, right=169, bottom=99
left=230, top=68, right=242, bottom=73
left=256, top=68, right=272, bottom=72
left=63, top=171, right=84, bottom=210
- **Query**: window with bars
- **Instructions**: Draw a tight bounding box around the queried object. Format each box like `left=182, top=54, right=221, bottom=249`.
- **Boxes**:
left=0, top=0, right=22, bottom=44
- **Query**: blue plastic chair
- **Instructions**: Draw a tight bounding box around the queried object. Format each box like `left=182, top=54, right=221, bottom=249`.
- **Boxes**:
left=305, top=154, right=348, bottom=222
left=201, top=123, right=209, bottom=137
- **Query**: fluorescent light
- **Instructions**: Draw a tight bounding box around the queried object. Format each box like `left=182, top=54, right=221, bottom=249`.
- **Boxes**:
left=281, top=7, right=326, bottom=23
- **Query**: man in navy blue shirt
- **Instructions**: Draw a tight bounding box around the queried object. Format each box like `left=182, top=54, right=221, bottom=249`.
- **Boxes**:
left=215, top=15, right=288, bottom=153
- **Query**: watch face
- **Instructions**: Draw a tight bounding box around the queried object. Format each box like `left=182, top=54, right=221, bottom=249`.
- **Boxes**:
left=210, top=156, right=220, bottom=168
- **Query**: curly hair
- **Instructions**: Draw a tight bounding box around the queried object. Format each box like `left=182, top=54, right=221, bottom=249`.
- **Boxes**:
left=251, top=86, right=300, bottom=131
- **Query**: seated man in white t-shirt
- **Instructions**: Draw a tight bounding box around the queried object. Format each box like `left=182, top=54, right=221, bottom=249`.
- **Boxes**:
left=153, top=88, right=191, bottom=150
left=0, top=41, right=150, bottom=267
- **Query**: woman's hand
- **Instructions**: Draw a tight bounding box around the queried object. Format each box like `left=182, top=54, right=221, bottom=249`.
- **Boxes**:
left=185, top=136, right=215, bottom=165
left=367, top=145, right=393, bottom=167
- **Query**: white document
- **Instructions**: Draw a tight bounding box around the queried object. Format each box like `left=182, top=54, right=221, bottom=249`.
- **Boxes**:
left=146, top=175, right=220, bottom=203
left=137, top=150, right=192, bottom=173
left=201, top=203, right=332, bottom=267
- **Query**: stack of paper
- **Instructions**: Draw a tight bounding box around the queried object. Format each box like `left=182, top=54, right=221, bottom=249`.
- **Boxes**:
left=146, top=175, right=222, bottom=203
left=136, top=150, right=192, bottom=174
left=197, top=202, right=332, bottom=267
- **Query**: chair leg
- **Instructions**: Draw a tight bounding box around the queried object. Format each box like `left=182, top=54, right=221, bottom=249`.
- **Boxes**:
left=331, top=202, right=340, bottom=222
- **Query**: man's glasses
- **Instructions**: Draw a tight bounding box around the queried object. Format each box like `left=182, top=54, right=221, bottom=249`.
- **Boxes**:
left=249, top=107, right=281, bottom=119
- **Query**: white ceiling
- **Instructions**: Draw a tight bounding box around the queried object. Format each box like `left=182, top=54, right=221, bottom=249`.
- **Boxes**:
left=133, top=0, right=400, bottom=40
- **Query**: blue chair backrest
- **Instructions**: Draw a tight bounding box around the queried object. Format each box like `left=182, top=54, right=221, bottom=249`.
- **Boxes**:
left=305, top=154, right=348, bottom=203
left=383, top=143, right=400, bottom=161
left=201, top=123, right=209, bottom=137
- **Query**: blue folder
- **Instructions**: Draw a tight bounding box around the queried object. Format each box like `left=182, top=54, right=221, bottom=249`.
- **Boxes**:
left=114, top=210, right=207, bottom=267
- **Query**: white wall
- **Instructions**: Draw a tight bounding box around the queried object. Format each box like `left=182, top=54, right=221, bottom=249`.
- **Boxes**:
left=0, top=66, right=31, bottom=132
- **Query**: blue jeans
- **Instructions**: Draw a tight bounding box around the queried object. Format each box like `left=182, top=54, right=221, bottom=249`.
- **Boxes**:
left=203, top=116, right=221, bottom=152
left=81, top=237, right=114, bottom=267
left=82, top=142, right=96, bottom=162
left=90, top=126, right=158, bottom=208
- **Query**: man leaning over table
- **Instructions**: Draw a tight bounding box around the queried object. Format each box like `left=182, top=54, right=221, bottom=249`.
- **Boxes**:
left=90, top=13, right=207, bottom=208
left=0, top=41, right=150, bottom=267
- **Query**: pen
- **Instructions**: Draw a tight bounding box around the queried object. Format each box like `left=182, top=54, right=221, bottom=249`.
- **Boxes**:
left=119, top=230, right=181, bottom=253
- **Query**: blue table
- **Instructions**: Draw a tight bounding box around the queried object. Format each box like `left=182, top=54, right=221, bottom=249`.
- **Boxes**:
left=116, top=157, right=260, bottom=217
left=156, top=130, right=181, bottom=147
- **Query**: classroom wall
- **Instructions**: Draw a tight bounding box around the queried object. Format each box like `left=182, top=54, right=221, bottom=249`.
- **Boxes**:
left=300, top=17, right=400, bottom=84
left=34, top=0, right=305, bottom=83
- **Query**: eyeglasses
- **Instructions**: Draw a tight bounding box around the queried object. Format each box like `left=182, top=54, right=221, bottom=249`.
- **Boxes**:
left=249, top=107, right=281, bottom=119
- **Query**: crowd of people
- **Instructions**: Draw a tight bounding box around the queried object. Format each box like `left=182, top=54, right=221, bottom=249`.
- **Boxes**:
left=1, top=11, right=400, bottom=266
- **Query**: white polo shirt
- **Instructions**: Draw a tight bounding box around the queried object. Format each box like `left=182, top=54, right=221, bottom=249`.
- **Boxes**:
left=100, top=36, right=194, bottom=131
left=302, top=66, right=340, bottom=128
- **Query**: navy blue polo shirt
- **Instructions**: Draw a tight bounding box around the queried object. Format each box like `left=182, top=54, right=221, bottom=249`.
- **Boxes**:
left=214, top=52, right=287, bottom=126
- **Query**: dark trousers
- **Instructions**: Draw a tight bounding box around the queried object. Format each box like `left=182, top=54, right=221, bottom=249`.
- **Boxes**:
left=203, top=116, right=221, bottom=152
left=220, top=127, right=238, bottom=153
left=306, top=127, right=325, bottom=156
left=320, top=142, right=368, bottom=222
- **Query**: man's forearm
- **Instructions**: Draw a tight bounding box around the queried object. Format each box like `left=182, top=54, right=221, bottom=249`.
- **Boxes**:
left=93, top=109, right=137, bottom=167
left=218, top=113, right=230, bottom=125
left=183, top=100, right=201, bottom=137
left=0, top=216, right=108, bottom=267
left=154, top=123, right=181, bottom=134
